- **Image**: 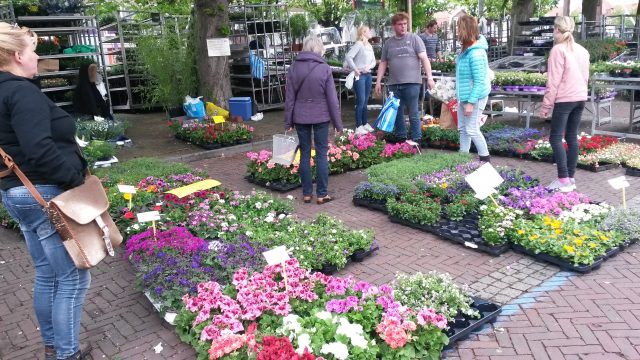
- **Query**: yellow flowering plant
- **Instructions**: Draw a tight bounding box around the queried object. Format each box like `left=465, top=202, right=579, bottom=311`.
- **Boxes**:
left=511, top=215, right=623, bottom=265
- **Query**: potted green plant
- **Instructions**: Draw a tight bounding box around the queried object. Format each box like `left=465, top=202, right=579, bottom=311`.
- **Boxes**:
left=289, top=14, right=309, bottom=52
left=136, top=29, right=197, bottom=117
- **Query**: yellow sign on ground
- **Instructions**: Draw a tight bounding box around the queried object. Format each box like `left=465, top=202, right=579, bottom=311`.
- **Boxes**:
left=165, top=179, right=221, bottom=198
left=213, top=116, right=225, bottom=124
left=294, top=149, right=316, bottom=164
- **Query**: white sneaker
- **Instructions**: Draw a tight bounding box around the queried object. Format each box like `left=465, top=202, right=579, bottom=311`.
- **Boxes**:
left=355, top=126, right=367, bottom=135
left=363, top=123, right=374, bottom=132
left=570, top=178, right=575, bottom=185
left=548, top=179, right=576, bottom=193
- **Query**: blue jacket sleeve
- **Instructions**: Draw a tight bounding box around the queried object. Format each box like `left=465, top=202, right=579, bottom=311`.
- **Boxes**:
left=467, top=50, right=488, bottom=104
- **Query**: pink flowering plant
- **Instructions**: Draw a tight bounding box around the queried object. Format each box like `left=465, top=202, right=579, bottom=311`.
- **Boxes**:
left=175, top=259, right=449, bottom=360
left=245, top=150, right=301, bottom=185
left=499, top=186, right=590, bottom=216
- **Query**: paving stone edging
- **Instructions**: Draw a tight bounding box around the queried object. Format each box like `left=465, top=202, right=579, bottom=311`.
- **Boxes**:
left=163, top=139, right=272, bottom=163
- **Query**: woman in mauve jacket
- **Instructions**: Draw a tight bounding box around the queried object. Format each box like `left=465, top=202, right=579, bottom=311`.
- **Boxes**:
left=285, top=36, right=343, bottom=205
left=0, top=22, right=90, bottom=360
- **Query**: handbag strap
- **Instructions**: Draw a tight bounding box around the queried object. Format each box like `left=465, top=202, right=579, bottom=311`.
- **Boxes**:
left=0, top=146, right=48, bottom=207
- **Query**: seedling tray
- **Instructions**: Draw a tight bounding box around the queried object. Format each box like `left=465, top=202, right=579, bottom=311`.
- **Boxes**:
left=511, top=243, right=620, bottom=273
left=444, top=297, right=502, bottom=348
left=352, top=196, right=388, bottom=213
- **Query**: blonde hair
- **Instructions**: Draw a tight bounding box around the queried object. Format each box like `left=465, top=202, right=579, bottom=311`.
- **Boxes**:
left=0, top=23, right=37, bottom=69
left=554, top=16, right=575, bottom=49
left=356, top=26, right=372, bottom=48
left=302, top=36, right=324, bottom=56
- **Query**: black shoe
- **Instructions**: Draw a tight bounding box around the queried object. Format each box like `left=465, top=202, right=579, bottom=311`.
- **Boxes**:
left=45, top=345, right=56, bottom=360
left=62, top=344, right=93, bottom=360
left=479, top=155, right=491, bottom=162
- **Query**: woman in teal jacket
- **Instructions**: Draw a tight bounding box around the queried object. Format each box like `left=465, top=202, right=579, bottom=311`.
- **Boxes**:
left=455, top=15, right=491, bottom=162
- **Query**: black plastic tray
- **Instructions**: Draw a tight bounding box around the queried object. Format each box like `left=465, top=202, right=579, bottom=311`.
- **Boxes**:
left=244, top=175, right=300, bottom=192
left=352, top=196, right=388, bottom=213
left=388, top=215, right=509, bottom=256
left=576, top=162, right=619, bottom=173
left=511, top=243, right=619, bottom=273
left=443, top=297, right=502, bottom=349
left=626, top=167, right=640, bottom=177
left=350, top=243, right=380, bottom=262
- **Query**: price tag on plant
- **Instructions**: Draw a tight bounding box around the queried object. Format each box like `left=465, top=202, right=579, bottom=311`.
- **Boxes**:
left=608, top=176, right=630, bottom=190
left=262, top=245, right=290, bottom=266
left=213, top=116, right=225, bottom=124
left=465, top=163, right=504, bottom=200
left=117, top=185, right=136, bottom=194
left=137, top=211, right=161, bottom=223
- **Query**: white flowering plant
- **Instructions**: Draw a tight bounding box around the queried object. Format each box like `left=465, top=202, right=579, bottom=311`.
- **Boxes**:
left=429, top=77, right=457, bottom=103
left=559, top=203, right=612, bottom=224
left=278, top=311, right=378, bottom=360
left=478, top=203, right=523, bottom=245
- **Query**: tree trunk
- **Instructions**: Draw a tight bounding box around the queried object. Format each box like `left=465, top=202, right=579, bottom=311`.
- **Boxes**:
left=510, top=0, right=535, bottom=55
left=582, top=0, right=599, bottom=23
left=194, top=0, right=232, bottom=109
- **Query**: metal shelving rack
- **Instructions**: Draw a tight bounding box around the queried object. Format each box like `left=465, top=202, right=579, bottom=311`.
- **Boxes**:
left=0, top=2, right=14, bottom=22
left=228, top=3, right=293, bottom=111
left=511, top=17, right=555, bottom=57
left=17, top=12, right=111, bottom=111
left=100, top=11, right=189, bottom=110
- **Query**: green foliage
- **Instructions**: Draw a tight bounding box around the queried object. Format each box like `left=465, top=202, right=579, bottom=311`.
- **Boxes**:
left=76, top=118, right=127, bottom=141
left=289, top=13, right=310, bottom=43
left=94, top=0, right=192, bottom=16
left=83, top=141, right=115, bottom=164
left=578, top=38, right=627, bottom=63
left=450, top=0, right=557, bottom=18
left=303, top=0, right=352, bottom=28
left=387, top=193, right=441, bottom=226
left=367, top=152, right=472, bottom=193
left=94, top=157, right=199, bottom=187
left=384, top=0, right=449, bottom=30
left=136, top=28, right=197, bottom=109
left=0, top=204, right=19, bottom=231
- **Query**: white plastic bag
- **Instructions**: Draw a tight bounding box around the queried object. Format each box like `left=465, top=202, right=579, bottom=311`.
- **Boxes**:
left=345, top=71, right=359, bottom=90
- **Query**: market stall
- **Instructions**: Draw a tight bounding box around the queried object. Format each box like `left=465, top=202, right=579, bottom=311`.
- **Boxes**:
left=590, top=76, right=640, bottom=139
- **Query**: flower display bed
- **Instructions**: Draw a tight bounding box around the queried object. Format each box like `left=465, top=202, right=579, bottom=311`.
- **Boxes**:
left=245, top=131, right=418, bottom=192
left=170, top=118, right=254, bottom=150
left=356, top=154, right=633, bottom=272
left=510, top=243, right=618, bottom=273
left=445, top=298, right=502, bottom=348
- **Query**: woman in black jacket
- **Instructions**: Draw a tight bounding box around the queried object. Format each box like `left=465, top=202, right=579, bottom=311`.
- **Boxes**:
left=0, top=23, right=90, bottom=360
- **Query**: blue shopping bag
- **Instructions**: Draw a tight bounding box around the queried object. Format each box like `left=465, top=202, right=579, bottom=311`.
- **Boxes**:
left=249, top=52, right=265, bottom=79
left=183, top=96, right=206, bottom=119
left=375, top=92, right=400, bottom=132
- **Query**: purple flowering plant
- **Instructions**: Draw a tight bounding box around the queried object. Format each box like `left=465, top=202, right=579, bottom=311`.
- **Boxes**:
left=216, top=234, right=268, bottom=284
left=499, top=186, right=590, bottom=216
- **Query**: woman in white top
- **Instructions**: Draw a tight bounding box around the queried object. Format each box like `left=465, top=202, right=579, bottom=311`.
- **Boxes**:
left=345, top=26, right=377, bottom=134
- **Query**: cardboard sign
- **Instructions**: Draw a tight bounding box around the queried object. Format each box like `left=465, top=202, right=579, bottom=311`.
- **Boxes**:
left=117, top=185, right=136, bottom=194
left=206, top=38, right=231, bottom=57
left=262, top=245, right=290, bottom=266
left=137, top=211, right=161, bottom=223
left=608, top=176, right=630, bottom=190
left=165, top=179, right=221, bottom=198
left=465, top=163, right=504, bottom=200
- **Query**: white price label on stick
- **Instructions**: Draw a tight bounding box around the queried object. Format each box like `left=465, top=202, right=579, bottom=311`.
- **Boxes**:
left=262, top=245, right=290, bottom=266
left=137, top=211, right=161, bottom=223
left=117, top=185, right=136, bottom=194
left=465, top=163, right=504, bottom=200
left=608, top=176, right=630, bottom=190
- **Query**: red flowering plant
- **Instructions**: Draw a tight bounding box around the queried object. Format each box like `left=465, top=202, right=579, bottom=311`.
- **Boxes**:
left=170, top=118, right=254, bottom=147
left=569, top=133, right=618, bottom=155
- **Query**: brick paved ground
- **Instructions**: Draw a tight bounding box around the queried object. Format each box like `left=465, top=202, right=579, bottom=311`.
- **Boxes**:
left=2, top=102, right=640, bottom=359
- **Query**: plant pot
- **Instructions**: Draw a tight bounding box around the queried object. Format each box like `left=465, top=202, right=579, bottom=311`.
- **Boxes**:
left=291, top=43, right=303, bottom=52
left=626, top=167, right=640, bottom=177
left=166, top=106, right=184, bottom=119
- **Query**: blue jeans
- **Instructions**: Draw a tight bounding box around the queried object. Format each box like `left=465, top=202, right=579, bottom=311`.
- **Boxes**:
left=353, top=73, right=372, bottom=127
left=550, top=101, right=584, bottom=178
left=1, top=185, right=91, bottom=360
left=296, top=122, right=329, bottom=197
left=388, top=83, right=422, bottom=141
left=457, top=97, right=490, bottom=157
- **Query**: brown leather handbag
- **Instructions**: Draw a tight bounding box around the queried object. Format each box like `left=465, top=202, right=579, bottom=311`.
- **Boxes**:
left=0, top=148, right=122, bottom=269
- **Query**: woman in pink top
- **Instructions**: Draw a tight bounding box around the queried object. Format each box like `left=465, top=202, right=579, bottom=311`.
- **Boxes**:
left=539, top=16, right=590, bottom=192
